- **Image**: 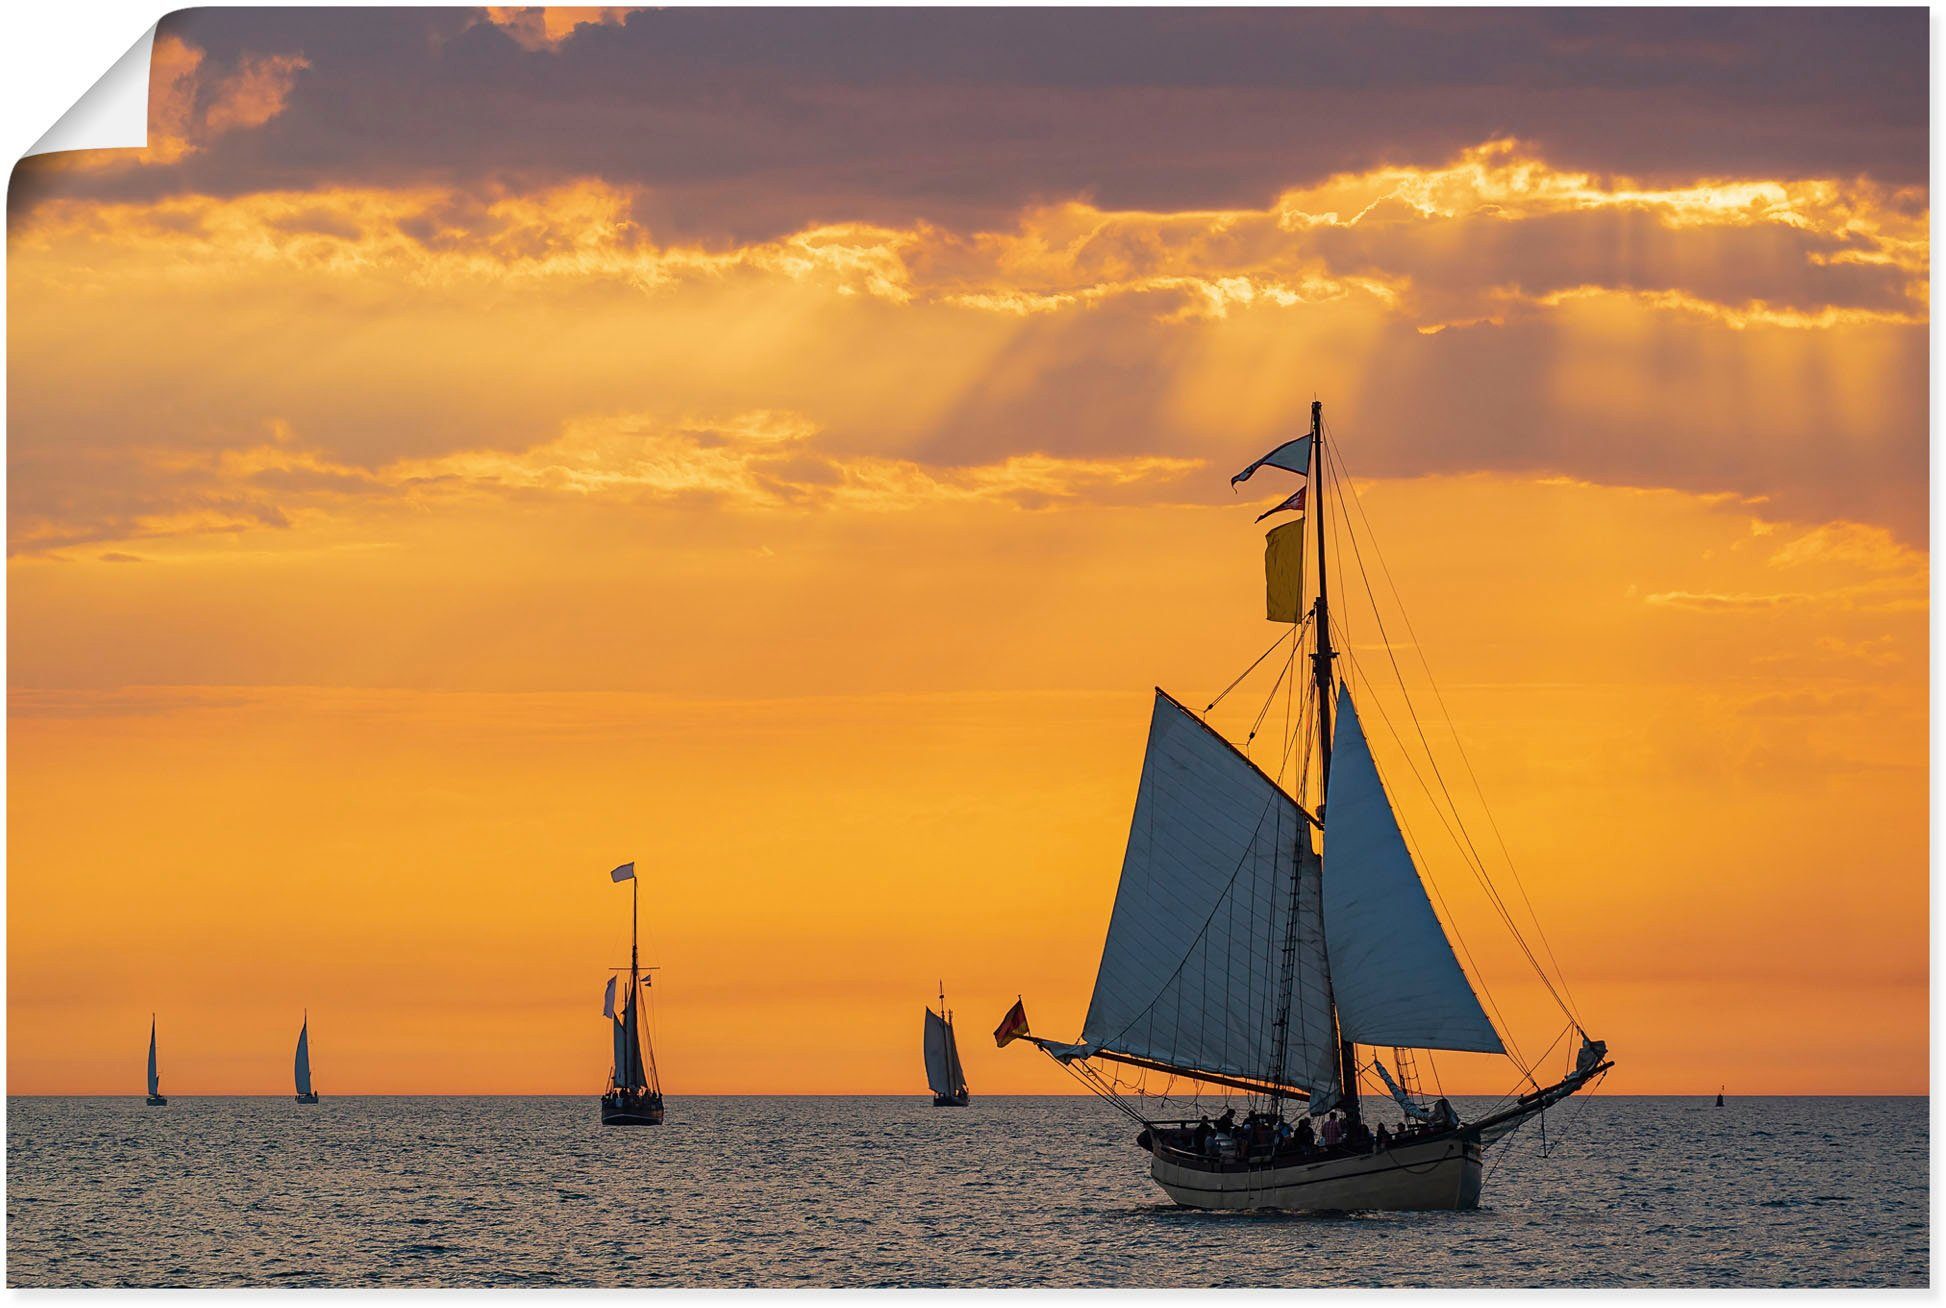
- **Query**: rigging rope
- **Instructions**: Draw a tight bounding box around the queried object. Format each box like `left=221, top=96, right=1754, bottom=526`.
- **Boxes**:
left=1339, top=648, right=1540, bottom=1088
left=1323, top=425, right=1585, bottom=1029
left=1206, top=622, right=1303, bottom=715
left=1321, top=430, right=1582, bottom=1034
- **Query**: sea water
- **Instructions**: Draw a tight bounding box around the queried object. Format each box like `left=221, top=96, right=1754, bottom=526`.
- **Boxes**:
left=5, top=1095, right=1926, bottom=1287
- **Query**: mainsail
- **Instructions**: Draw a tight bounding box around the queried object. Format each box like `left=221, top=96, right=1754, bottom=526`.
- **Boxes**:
left=613, top=1006, right=648, bottom=1090
left=1323, top=686, right=1504, bottom=1053
left=294, top=1019, right=313, bottom=1096
left=147, top=1020, right=159, bottom=1098
left=1078, top=690, right=1340, bottom=1101
left=923, top=1009, right=967, bottom=1098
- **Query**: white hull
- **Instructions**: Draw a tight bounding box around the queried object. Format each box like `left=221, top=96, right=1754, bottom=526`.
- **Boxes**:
left=1150, top=1133, right=1482, bottom=1211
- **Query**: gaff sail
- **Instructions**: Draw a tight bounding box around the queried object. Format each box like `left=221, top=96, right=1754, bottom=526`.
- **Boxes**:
left=147, top=1020, right=160, bottom=1098
left=924, top=1009, right=967, bottom=1098
left=1323, top=687, right=1504, bottom=1054
left=612, top=974, right=653, bottom=1094
left=612, top=1015, right=647, bottom=1090
left=1077, top=690, right=1340, bottom=1103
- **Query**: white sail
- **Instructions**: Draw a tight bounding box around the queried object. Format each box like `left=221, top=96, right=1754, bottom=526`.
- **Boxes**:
left=923, top=1009, right=958, bottom=1097
left=1323, top=686, right=1504, bottom=1053
left=294, top=1020, right=313, bottom=1096
left=1079, top=691, right=1341, bottom=1097
left=147, top=1020, right=159, bottom=1097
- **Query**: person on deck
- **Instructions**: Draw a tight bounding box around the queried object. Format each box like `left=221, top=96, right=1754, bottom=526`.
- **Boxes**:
left=1375, top=1122, right=1391, bottom=1151
left=1215, top=1107, right=1237, bottom=1133
left=1193, top=1117, right=1214, bottom=1154
left=1320, top=1112, right=1343, bottom=1149
left=1295, top=1116, right=1315, bottom=1152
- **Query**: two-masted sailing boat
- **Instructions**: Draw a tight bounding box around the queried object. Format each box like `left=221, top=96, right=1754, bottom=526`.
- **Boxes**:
left=599, top=861, right=666, bottom=1126
left=924, top=984, right=971, bottom=1106
left=145, top=1016, right=167, bottom=1106
left=998, top=400, right=1610, bottom=1211
left=294, top=1014, right=320, bottom=1104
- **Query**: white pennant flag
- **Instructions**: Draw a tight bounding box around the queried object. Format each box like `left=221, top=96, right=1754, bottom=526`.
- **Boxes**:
left=609, top=861, right=636, bottom=882
left=602, top=976, right=618, bottom=1018
left=1231, top=435, right=1312, bottom=488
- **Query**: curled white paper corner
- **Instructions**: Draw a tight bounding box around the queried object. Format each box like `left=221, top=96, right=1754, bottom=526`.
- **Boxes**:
left=25, top=23, right=158, bottom=160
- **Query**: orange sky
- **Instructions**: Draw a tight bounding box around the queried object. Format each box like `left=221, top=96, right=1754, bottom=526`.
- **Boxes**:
left=6, top=10, right=1928, bottom=1096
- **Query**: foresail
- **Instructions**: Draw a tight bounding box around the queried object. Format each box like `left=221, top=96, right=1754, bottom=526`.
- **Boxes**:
left=923, top=1009, right=954, bottom=1097
left=147, top=1024, right=159, bottom=1097
left=1080, top=691, right=1339, bottom=1097
left=944, top=1019, right=968, bottom=1096
left=1323, top=686, right=1504, bottom=1054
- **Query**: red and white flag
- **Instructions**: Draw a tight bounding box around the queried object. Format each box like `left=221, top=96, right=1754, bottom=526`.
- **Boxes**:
left=1254, top=485, right=1305, bottom=523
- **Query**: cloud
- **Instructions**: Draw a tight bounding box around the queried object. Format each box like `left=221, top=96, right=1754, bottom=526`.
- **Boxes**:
left=9, top=140, right=1928, bottom=549
left=10, top=9, right=1925, bottom=240
left=7, top=412, right=1206, bottom=554
left=478, top=8, right=634, bottom=52
left=14, top=140, right=1925, bottom=330
left=1645, top=573, right=1925, bottom=616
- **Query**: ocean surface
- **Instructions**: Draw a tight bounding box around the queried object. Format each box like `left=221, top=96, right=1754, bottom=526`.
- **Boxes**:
left=5, top=1094, right=1927, bottom=1287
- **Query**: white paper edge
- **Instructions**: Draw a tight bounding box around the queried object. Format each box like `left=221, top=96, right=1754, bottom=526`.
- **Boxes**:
left=24, top=23, right=157, bottom=159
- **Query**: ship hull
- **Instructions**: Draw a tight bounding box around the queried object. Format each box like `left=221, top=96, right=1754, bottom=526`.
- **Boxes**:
left=932, top=1093, right=970, bottom=1107
left=1150, top=1133, right=1482, bottom=1211
left=600, top=1095, right=666, bottom=1126
left=144, top=1096, right=167, bottom=1107
left=295, top=1093, right=319, bottom=1104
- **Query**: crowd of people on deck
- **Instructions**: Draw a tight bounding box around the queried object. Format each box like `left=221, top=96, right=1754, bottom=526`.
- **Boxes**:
left=1156, top=1097, right=1459, bottom=1166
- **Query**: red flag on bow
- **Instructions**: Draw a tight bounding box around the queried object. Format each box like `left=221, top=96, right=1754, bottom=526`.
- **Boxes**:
left=993, top=999, right=1032, bottom=1048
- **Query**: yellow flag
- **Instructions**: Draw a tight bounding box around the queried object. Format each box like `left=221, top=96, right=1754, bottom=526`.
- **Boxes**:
left=1265, top=519, right=1306, bottom=622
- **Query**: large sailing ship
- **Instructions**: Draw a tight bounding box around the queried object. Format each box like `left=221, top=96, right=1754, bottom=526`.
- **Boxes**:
left=998, top=401, right=1609, bottom=1211
left=924, top=984, right=970, bottom=1106
left=600, top=861, right=666, bottom=1126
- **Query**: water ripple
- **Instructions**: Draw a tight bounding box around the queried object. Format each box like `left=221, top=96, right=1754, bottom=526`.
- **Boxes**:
left=5, top=1095, right=1927, bottom=1287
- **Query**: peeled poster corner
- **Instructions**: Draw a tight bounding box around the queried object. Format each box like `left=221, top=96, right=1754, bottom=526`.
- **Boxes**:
left=23, top=23, right=158, bottom=160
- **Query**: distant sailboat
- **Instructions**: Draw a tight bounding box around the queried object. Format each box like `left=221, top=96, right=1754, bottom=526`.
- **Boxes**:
left=599, top=861, right=666, bottom=1126
left=925, top=983, right=970, bottom=1107
left=294, top=1014, right=320, bottom=1104
left=145, top=1016, right=167, bottom=1106
left=1716, top=1086, right=1725, bottom=1107
left=997, top=400, right=1610, bottom=1211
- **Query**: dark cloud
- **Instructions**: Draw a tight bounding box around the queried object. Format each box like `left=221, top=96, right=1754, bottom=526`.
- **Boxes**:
left=14, top=8, right=1928, bottom=238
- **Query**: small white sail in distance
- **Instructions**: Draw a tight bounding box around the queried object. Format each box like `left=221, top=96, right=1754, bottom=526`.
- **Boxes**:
left=923, top=1009, right=967, bottom=1098
left=294, top=1017, right=313, bottom=1096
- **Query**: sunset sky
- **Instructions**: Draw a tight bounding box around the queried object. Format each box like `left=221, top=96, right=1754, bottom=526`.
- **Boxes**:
left=7, top=7, right=1928, bottom=1096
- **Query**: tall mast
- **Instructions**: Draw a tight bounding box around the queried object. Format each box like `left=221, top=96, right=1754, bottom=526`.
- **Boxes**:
left=1311, top=399, right=1361, bottom=1124
left=626, top=874, right=640, bottom=1091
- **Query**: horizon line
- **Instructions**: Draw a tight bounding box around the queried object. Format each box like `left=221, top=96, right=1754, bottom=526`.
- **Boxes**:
left=10, top=1091, right=1931, bottom=1099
